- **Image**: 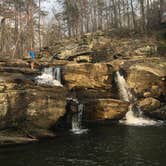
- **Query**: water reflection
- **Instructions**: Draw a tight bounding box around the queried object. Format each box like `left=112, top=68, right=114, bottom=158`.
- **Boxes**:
left=0, top=125, right=166, bottom=166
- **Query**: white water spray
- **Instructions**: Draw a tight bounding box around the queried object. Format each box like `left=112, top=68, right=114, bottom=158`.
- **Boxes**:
left=35, top=67, right=63, bottom=87
left=123, top=105, right=158, bottom=126
left=115, top=71, right=159, bottom=126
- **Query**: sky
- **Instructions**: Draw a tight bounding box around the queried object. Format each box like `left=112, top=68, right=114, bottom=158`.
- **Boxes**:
left=40, top=0, right=61, bottom=23
left=41, top=0, right=59, bottom=15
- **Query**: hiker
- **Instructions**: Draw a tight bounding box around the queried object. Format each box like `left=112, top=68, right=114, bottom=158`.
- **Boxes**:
left=29, top=48, right=35, bottom=69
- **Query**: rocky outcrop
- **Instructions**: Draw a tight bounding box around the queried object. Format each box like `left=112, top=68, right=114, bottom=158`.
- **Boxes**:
left=62, top=62, right=129, bottom=122
left=63, top=63, right=117, bottom=101
left=0, top=54, right=165, bottom=145
left=0, top=73, right=67, bottom=141
left=123, top=58, right=166, bottom=119
left=48, top=31, right=164, bottom=63
left=84, top=99, right=129, bottom=121
left=127, top=60, right=166, bottom=98
left=63, top=63, right=112, bottom=89
left=25, top=86, right=67, bottom=129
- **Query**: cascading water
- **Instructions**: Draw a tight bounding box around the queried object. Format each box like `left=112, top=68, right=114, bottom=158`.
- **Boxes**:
left=68, top=98, right=88, bottom=134
left=115, top=71, right=158, bottom=126
left=35, top=67, right=63, bottom=87
left=56, top=67, right=61, bottom=83
left=115, top=71, right=133, bottom=102
left=72, top=104, right=83, bottom=133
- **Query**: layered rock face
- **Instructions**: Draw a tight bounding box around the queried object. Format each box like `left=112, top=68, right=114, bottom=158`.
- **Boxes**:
left=0, top=55, right=166, bottom=145
left=63, top=63, right=116, bottom=101
left=84, top=99, right=129, bottom=121
left=127, top=62, right=166, bottom=98
left=63, top=63, right=112, bottom=89
left=63, top=63, right=129, bottom=121
left=0, top=62, right=129, bottom=145
left=0, top=70, right=67, bottom=141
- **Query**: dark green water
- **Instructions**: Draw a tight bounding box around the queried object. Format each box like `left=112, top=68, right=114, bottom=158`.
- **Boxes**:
left=0, top=124, right=166, bottom=166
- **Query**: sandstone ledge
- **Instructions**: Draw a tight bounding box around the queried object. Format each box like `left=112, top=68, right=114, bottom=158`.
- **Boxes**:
left=84, top=99, right=129, bottom=121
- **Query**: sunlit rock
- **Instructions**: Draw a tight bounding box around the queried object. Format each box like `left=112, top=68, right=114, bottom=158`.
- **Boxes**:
left=63, top=63, right=112, bottom=89
left=138, top=97, right=161, bottom=112
left=84, top=99, right=129, bottom=121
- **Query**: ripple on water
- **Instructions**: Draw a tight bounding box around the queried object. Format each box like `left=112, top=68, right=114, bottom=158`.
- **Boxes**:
left=0, top=125, right=166, bottom=166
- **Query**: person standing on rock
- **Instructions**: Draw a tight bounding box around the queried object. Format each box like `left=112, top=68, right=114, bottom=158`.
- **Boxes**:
left=29, top=48, right=35, bottom=69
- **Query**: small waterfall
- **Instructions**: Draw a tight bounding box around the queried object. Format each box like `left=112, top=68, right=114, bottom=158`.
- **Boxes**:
left=72, top=104, right=84, bottom=133
left=68, top=98, right=88, bottom=134
left=115, top=71, right=133, bottom=102
left=35, top=67, right=63, bottom=87
left=53, top=67, right=61, bottom=83
left=115, top=71, right=158, bottom=126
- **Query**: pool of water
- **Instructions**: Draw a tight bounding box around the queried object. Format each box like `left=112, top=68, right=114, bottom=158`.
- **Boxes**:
left=0, top=124, right=166, bottom=166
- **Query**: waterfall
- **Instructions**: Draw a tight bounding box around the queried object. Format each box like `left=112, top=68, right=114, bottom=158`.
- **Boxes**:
left=115, top=71, right=133, bottom=102
left=115, top=71, right=158, bottom=126
left=35, top=67, right=63, bottom=87
left=68, top=98, right=88, bottom=134
left=53, top=67, right=61, bottom=83
left=72, top=104, right=84, bottom=133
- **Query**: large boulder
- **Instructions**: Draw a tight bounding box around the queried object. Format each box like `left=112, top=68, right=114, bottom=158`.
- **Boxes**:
left=63, top=63, right=112, bottom=89
left=138, top=97, right=161, bottom=112
left=84, top=99, right=129, bottom=121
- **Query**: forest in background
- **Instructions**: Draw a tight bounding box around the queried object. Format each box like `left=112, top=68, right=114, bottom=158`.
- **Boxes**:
left=0, top=0, right=165, bottom=58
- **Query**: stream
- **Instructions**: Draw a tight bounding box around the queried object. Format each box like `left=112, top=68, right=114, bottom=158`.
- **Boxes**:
left=0, top=124, right=165, bottom=166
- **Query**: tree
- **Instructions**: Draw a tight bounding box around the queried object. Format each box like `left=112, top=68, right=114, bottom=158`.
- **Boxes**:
left=0, top=0, right=47, bottom=58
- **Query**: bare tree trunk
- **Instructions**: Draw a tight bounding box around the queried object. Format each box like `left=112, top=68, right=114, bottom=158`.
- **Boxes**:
left=126, top=0, right=130, bottom=28
left=112, top=0, right=118, bottom=28
left=0, top=18, right=6, bottom=53
left=130, top=0, right=136, bottom=30
left=146, top=0, right=150, bottom=30
left=140, top=0, right=146, bottom=32
left=117, top=0, right=122, bottom=28
left=38, top=0, right=41, bottom=50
